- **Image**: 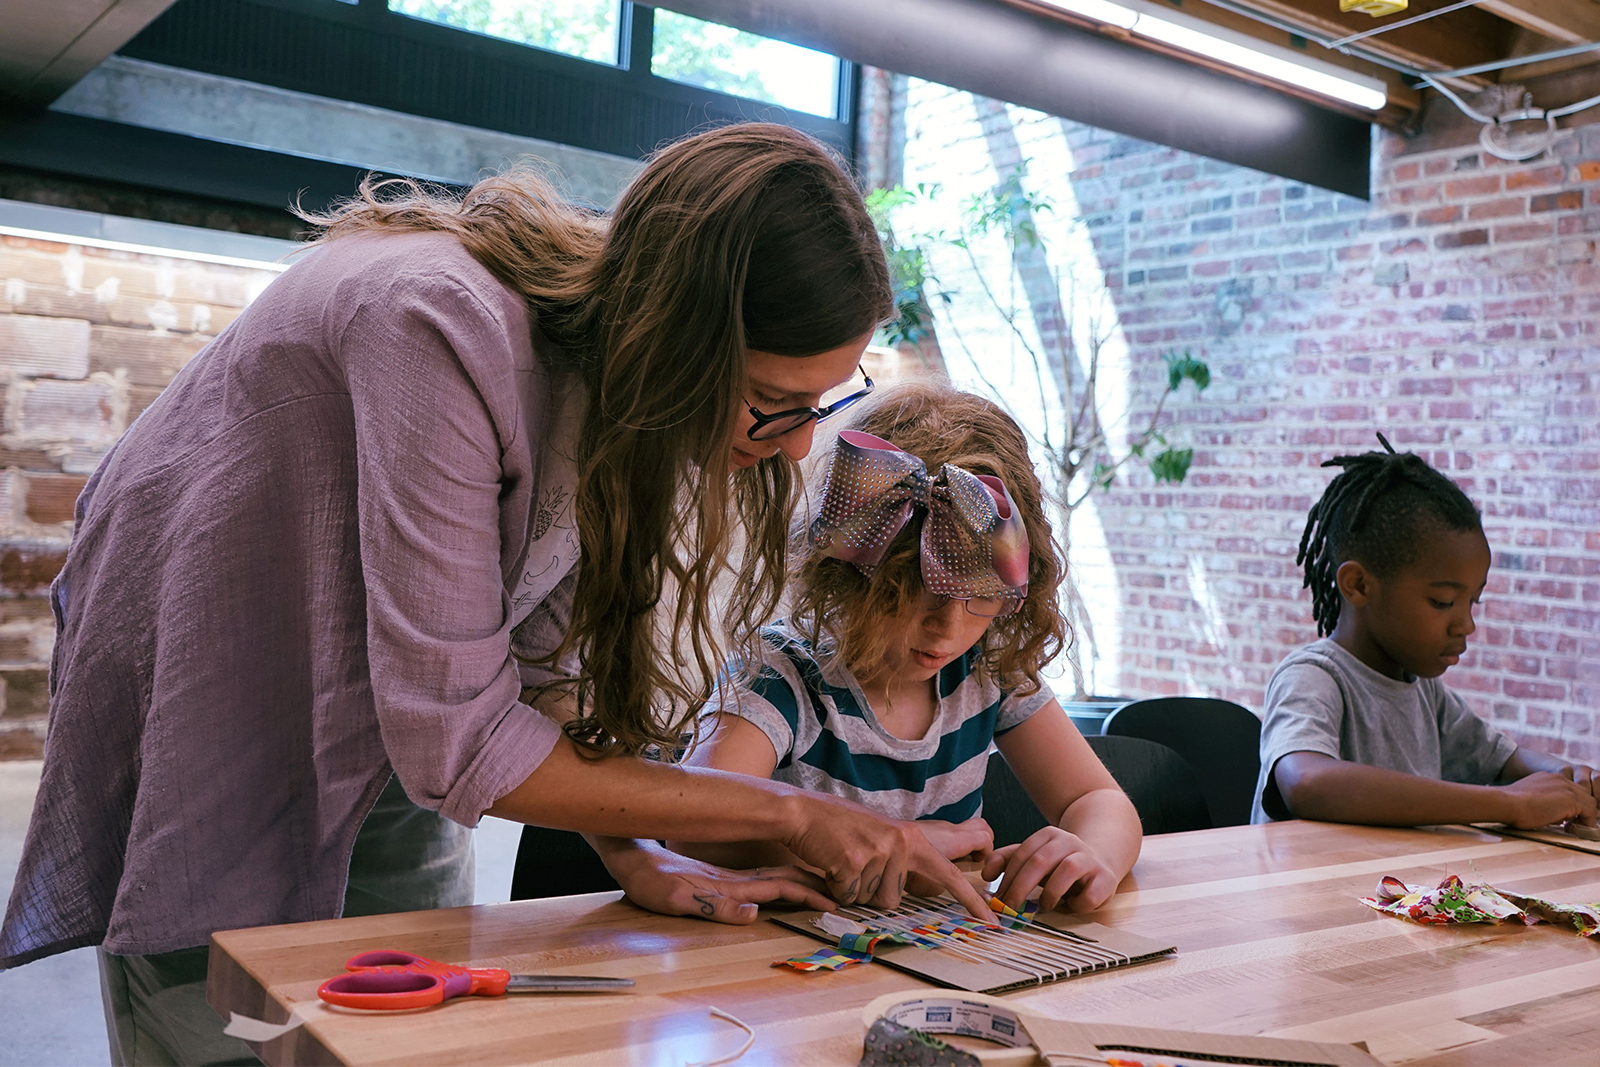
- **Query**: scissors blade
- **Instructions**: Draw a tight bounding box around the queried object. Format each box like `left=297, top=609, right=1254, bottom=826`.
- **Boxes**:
left=504, top=974, right=635, bottom=992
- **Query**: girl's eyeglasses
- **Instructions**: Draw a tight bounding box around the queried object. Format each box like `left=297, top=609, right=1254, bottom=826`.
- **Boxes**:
left=746, top=369, right=875, bottom=441
left=919, top=591, right=1024, bottom=619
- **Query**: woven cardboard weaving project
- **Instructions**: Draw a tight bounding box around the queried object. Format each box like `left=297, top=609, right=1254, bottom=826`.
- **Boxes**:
left=771, top=896, right=1176, bottom=995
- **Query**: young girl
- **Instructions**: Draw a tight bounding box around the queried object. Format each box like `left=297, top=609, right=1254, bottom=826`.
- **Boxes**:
left=675, top=381, right=1142, bottom=913
left=1255, top=438, right=1599, bottom=828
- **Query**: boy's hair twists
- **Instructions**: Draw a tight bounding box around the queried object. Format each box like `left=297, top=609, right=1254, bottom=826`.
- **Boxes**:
left=1297, top=433, right=1482, bottom=637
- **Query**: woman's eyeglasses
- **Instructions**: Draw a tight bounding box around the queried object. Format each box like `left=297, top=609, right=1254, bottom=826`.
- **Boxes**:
left=746, top=369, right=875, bottom=441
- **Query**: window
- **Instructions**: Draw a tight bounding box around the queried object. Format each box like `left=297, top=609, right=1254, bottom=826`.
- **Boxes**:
left=388, top=0, right=622, bottom=65
left=651, top=10, right=839, bottom=118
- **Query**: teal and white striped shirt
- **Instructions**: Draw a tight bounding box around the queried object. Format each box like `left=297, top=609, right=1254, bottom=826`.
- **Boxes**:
left=707, top=621, right=1054, bottom=822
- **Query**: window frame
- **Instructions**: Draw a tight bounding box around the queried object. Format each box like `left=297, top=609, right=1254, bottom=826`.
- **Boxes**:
left=118, top=0, right=857, bottom=162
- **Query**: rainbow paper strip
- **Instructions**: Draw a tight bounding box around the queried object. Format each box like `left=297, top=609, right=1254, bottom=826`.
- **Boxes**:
left=987, top=896, right=1041, bottom=928
left=1360, top=874, right=1600, bottom=937
left=775, top=946, right=875, bottom=972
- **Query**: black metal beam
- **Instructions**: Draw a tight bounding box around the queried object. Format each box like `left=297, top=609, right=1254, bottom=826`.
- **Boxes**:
left=656, top=0, right=1373, bottom=198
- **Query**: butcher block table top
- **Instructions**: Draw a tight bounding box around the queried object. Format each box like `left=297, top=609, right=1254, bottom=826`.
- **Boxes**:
left=207, top=820, right=1600, bottom=1065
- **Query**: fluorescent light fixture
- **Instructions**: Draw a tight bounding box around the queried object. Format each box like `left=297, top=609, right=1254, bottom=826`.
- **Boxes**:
left=1040, top=0, right=1390, bottom=111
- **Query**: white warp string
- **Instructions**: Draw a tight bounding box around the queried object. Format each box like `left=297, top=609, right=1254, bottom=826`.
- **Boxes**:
left=684, top=1006, right=756, bottom=1067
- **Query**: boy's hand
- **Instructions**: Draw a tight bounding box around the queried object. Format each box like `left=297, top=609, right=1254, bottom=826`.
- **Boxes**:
left=979, top=827, right=1120, bottom=914
left=1503, top=771, right=1598, bottom=829
left=907, top=817, right=994, bottom=863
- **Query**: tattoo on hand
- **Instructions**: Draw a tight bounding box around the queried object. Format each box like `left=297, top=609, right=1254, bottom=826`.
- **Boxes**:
left=692, top=892, right=717, bottom=917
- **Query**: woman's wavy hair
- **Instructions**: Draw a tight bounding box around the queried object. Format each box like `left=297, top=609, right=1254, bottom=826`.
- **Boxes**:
left=298, top=124, right=892, bottom=756
left=787, top=379, right=1068, bottom=693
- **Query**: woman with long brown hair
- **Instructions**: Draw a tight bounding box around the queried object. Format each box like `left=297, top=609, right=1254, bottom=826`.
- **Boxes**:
left=0, top=123, right=986, bottom=1064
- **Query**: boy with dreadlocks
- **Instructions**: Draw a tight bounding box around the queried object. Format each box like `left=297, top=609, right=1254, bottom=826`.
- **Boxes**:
left=1252, top=436, right=1599, bottom=830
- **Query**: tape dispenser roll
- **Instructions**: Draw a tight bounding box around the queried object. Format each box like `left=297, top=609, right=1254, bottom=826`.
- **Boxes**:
left=860, top=992, right=1104, bottom=1066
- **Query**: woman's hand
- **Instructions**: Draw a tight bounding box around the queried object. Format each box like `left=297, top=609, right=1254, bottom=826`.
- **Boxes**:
left=910, top=817, right=994, bottom=863
left=594, top=837, right=835, bottom=925
left=980, top=826, right=1120, bottom=913
left=782, top=794, right=993, bottom=918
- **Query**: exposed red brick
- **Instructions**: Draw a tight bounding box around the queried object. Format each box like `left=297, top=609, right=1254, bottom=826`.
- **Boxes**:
left=1505, top=166, right=1566, bottom=190
left=0, top=545, right=66, bottom=596
left=22, top=472, right=87, bottom=525
left=1530, top=191, right=1583, bottom=213
left=1444, top=175, right=1500, bottom=198
left=1434, top=229, right=1489, bottom=248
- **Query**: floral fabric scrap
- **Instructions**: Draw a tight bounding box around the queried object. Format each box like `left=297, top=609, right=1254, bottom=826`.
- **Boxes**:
left=1360, top=874, right=1600, bottom=937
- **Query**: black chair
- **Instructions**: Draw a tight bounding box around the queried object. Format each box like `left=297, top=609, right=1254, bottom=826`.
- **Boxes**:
left=510, top=826, right=620, bottom=901
left=1102, top=697, right=1262, bottom=828
left=982, top=737, right=1212, bottom=841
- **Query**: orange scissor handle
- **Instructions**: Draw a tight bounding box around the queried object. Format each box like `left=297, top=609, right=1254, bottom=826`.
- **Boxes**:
left=318, top=950, right=511, bottom=1010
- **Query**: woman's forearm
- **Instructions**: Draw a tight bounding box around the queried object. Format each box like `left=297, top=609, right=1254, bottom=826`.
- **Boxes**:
left=488, top=735, right=807, bottom=842
left=1059, top=788, right=1142, bottom=879
left=666, top=839, right=801, bottom=869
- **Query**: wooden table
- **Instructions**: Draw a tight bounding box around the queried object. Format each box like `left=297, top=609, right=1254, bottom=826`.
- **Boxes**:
left=208, top=821, right=1600, bottom=1065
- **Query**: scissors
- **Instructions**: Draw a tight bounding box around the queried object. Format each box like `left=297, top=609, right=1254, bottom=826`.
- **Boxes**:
left=318, top=950, right=634, bottom=1010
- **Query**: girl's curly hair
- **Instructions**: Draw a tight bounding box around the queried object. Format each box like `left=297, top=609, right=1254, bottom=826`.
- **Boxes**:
left=788, top=379, right=1068, bottom=692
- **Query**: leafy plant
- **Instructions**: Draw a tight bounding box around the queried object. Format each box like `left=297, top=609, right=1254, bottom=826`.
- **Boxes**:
left=870, top=174, right=1212, bottom=693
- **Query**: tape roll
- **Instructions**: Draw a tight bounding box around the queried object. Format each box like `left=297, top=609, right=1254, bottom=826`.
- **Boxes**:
left=860, top=992, right=1103, bottom=1066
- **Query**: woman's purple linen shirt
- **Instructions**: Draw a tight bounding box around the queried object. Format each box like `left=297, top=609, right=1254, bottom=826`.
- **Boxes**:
left=0, top=232, right=568, bottom=966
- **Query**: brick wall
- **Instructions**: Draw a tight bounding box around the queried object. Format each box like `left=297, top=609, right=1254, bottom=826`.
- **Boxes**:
left=893, top=79, right=1600, bottom=763
left=0, top=233, right=278, bottom=757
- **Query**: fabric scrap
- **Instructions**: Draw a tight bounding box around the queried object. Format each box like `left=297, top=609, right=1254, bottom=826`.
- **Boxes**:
left=1360, top=874, right=1600, bottom=937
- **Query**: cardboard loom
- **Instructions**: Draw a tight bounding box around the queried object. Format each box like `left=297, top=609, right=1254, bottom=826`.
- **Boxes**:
left=771, top=906, right=1176, bottom=995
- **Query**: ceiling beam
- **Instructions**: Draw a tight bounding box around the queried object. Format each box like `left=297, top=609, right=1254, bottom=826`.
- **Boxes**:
left=1475, top=0, right=1600, bottom=44
left=1, top=0, right=179, bottom=108
left=1212, top=0, right=1516, bottom=86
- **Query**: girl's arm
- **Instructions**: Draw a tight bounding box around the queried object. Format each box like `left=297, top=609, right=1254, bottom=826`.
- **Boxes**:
left=988, top=700, right=1143, bottom=913
left=668, top=714, right=994, bottom=870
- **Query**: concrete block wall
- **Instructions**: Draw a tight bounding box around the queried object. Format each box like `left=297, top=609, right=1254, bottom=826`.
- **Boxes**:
left=0, top=233, right=278, bottom=757
left=1064, top=112, right=1600, bottom=763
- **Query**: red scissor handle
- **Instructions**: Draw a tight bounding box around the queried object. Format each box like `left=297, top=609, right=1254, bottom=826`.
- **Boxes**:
left=318, top=950, right=511, bottom=1010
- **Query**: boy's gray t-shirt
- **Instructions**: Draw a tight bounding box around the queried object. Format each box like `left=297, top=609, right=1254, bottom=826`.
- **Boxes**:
left=1252, top=637, right=1517, bottom=823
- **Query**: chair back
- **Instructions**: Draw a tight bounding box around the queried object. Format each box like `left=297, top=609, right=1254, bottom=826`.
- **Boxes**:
left=510, top=826, right=620, bottom=901
left=1102, top=697, right=1262, bottom=827
left=981, top=752, right=1053, bottom=848
left=982, top=737, right=1212, bottom=842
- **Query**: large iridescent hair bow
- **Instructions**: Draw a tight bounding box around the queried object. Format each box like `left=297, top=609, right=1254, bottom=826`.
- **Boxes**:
left=809, top=431, right=1029, bottom=600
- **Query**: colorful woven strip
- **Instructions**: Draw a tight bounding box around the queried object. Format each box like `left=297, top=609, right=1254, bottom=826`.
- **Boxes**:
left=987, top=896, right=1040, bottom=928
left=774, top=946, right=875, bottom=972
left=778, top=900, right=1038, bottom=972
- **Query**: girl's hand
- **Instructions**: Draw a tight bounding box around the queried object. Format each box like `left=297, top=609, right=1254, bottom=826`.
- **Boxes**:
left=980, top=827, right=1120, bottom=913
left=598, top=838, right=835, bottom=924
left=908, top=817, right=994, bottom=863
